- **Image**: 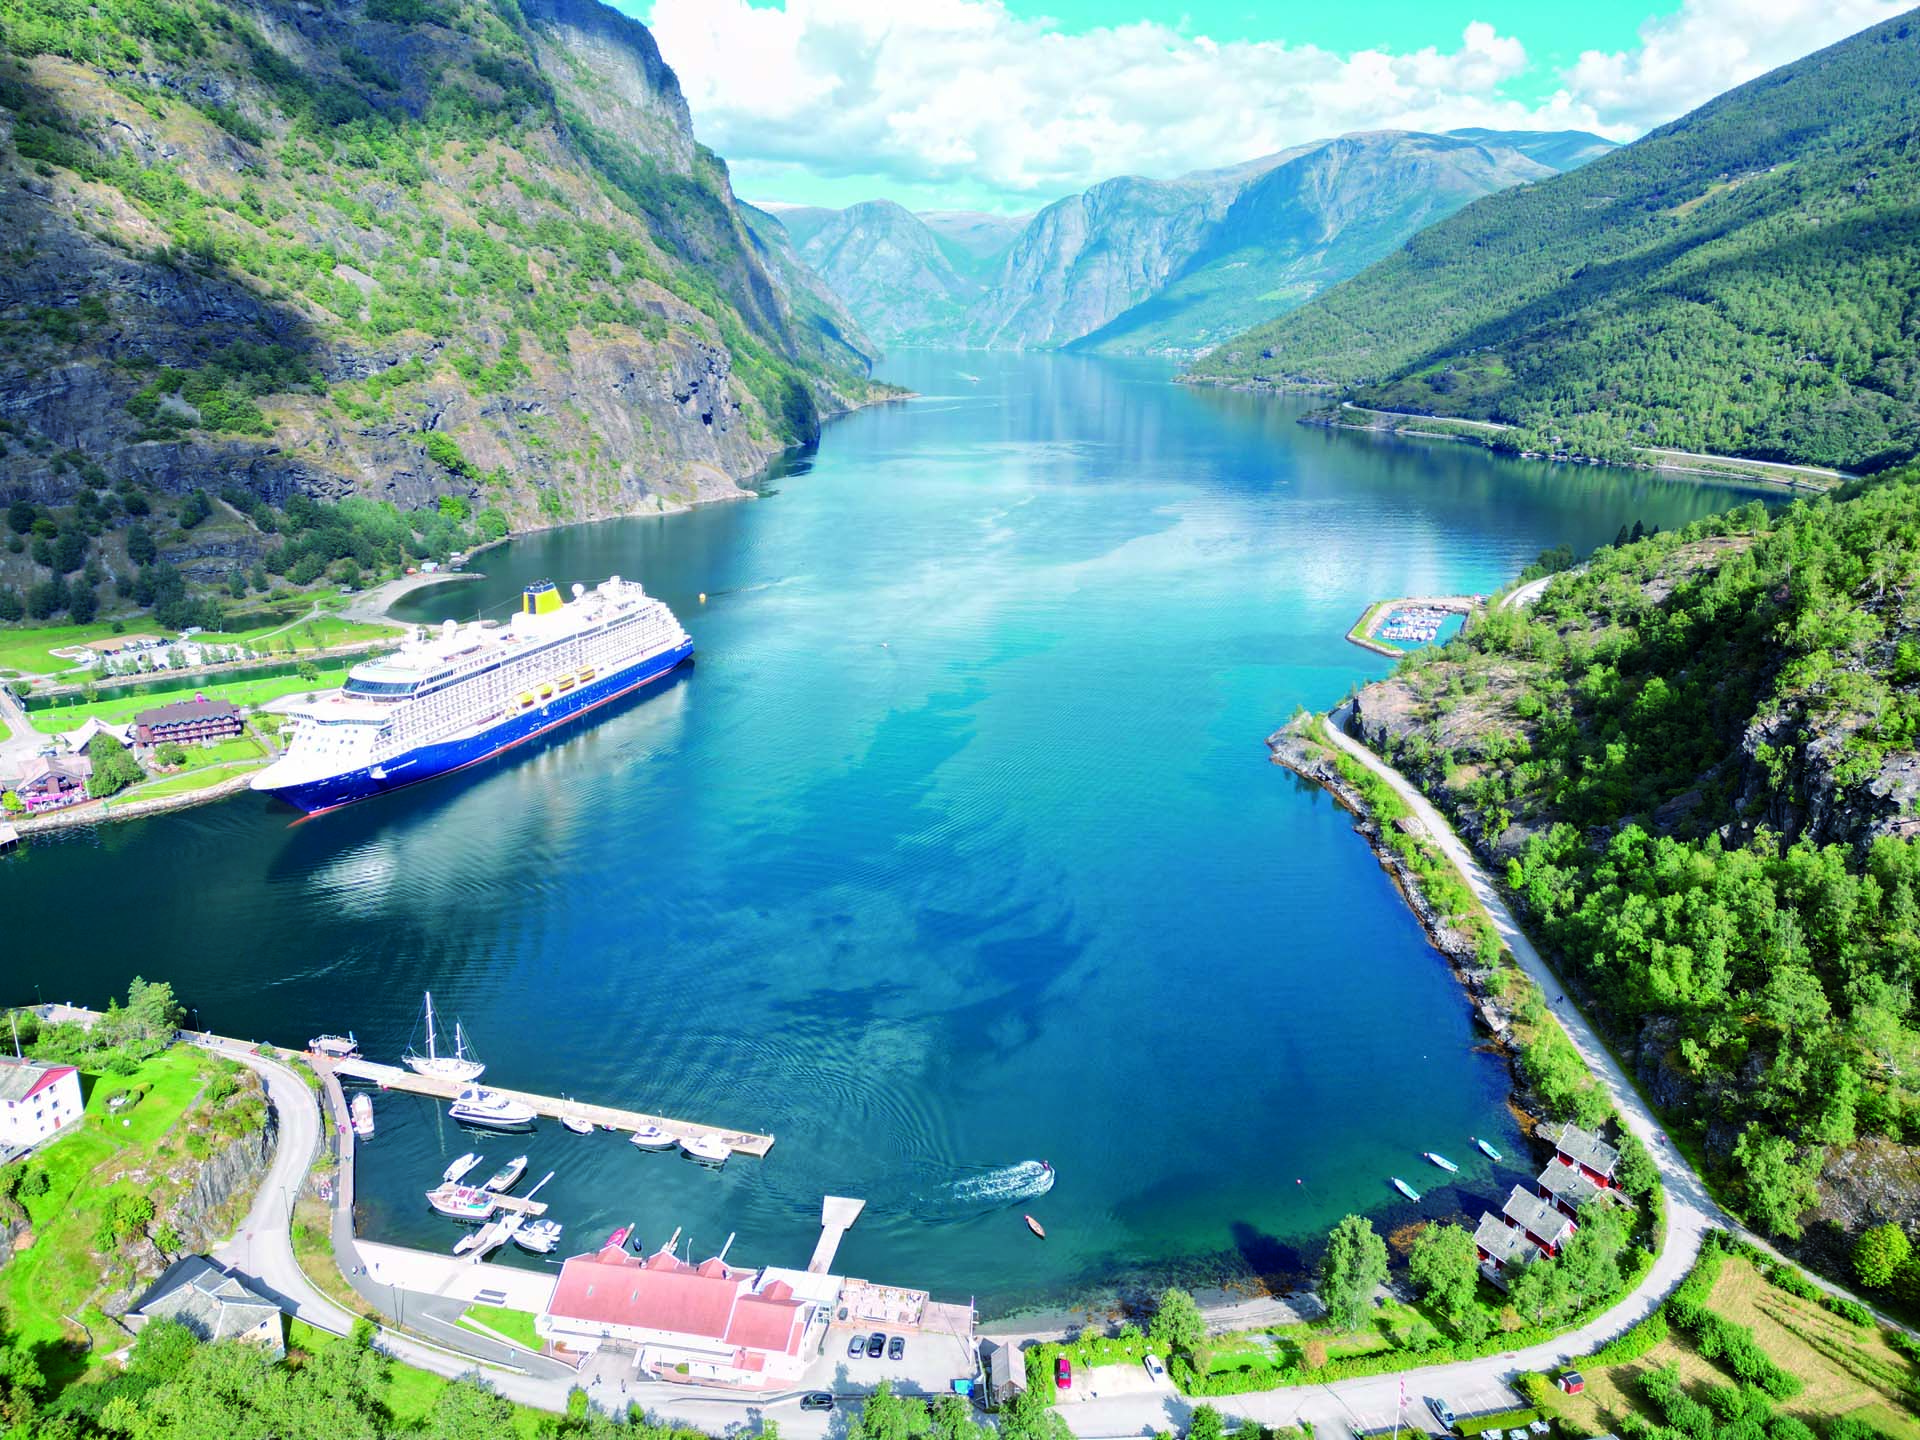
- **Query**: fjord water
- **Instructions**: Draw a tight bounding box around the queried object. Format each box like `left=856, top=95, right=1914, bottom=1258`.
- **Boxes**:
left=2, top=352, right=1755, bottom=1315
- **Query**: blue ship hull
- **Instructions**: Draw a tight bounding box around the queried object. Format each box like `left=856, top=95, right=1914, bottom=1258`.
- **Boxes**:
left=264, top=640, right=693, bottom=815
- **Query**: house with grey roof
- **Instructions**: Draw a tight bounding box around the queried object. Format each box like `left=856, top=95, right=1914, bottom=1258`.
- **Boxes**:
left=133, top=1257, right=284, bottom=1358
left=1544, top=1120, right=1621, bottom=1188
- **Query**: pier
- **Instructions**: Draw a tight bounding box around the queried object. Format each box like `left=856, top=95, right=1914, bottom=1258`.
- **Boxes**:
left=323, top=1057, right=775, bottom=1157
left=809, top=1195, right=866, bottom=1273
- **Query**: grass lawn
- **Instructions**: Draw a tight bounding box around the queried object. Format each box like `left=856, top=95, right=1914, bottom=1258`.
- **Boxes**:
left=109, top=764, right=259, bottom=805
left=1, top=1048, right=218, bottom=1376
left=203, top=613, right=400, bottom=650
left=29, top=664, right=354, bottom=734
left=287, top=1320, right=547, bottom=1435
left=1542, top=1255, right=1920, bottom=1440
left=0, top=623, right=130, bottom=677
left=288, top=1192, right=375, bottom=1321
left=457, top=1304, right=543, bottom=1351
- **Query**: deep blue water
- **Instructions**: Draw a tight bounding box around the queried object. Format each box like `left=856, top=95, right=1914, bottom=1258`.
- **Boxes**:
left=0, top=351, right=1761, bottom=1316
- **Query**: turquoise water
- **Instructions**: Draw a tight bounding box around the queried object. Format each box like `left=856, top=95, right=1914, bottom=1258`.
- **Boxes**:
left=0, top=352, right=1758, bottom=1316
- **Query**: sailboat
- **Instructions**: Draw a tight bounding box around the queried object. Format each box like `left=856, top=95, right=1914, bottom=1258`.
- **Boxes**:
left=403, top=991, right=485, bottom=1083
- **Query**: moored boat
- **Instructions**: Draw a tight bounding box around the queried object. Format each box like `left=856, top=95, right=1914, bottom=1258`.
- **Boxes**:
left=604, top=1224, right=632, bottom=1250
left=426, top=1183, right=497, bottom=1222
left=1025, top=1214, right=1046, bottom=1239
left=483, top=1154, right=529, bottom=1192
left=351, top=1094, right=375, bottom=1137
left=515, top=1218, right=564, bottom=1254
left=1473, top=1135, right=1503, bottom=1161
left=1391, top=1177, right=1422, bottom=1202
left=563, top=1114, right=594, bottom=1135
left=448, top=1085, right=537, bottom=1130
left=1424, top=1151, right=1459, bottom=1173
left=444, top=1151, right=483, bottom=1184
left=309, top=1033, right=360, bottom=1059
left=679, top=1133, right=730, bottom=1166
left=629, top=1124, right=675, bottom=1151
left=403, top=991, right=485, bottom=1084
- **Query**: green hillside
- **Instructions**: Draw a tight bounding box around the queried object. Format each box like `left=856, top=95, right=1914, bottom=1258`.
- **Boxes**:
left=1186, top=13, right=1920, bottom=472
left=0, top=0, right=879, bottom=630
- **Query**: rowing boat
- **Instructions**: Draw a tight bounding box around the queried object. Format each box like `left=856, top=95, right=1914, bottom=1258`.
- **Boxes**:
left=1025, top=1214, right=1046, bottom=1239
left=1424, top=1151, right=1459, bottom=1173
left=1391, top=1177, right=1422, bottom=1202
left=1473, top=1135, right=1503, bottom=1161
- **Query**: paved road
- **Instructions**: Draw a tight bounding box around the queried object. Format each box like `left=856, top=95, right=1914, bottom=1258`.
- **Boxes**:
left=1499, top=575, right=1554, bottom=611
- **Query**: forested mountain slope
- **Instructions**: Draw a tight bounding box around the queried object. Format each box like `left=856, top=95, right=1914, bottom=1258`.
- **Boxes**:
left=0, top=0, right=879, bottom=542
left=1351, top=468, right=1920, bottom=1278
left=1187, top=13, right=1920, bottom=472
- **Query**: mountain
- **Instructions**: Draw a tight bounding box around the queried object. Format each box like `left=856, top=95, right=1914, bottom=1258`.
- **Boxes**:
left=1071, top=131, right=1557, bottom=356
left=0, top=0, right=882, bottom=545
left=1344, top=465, right=1920, bottom=1270
left=916, top=210, right=1031, bottom=280
left=1187, top=13, right=1920, bottom=471
left=777, top=200, right=983, bottom=347
left=1444, top=127, right=1618, bottom=172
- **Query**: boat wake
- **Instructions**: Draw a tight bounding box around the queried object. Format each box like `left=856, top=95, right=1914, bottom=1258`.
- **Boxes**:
left=912, top=1160, right=1054, bottom=1221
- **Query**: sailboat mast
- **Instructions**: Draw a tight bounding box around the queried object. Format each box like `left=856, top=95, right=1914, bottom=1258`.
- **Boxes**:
left=424, top=991, right=439, bottom=1062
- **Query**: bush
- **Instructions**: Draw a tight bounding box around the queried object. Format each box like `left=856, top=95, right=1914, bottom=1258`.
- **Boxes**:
left=1854, top=1224, right=1910, bottom=1289
left=1592, top=1307, right=1668, bottom=1365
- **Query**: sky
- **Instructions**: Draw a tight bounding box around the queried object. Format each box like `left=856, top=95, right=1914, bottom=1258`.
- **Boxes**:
left=626, top=0, right=1913, bottom=214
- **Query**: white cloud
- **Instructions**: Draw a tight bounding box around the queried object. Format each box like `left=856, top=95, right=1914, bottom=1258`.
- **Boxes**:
left=635, top=0, right=1907, bottom=208
left=1555, top=0, right=1911, bottom=134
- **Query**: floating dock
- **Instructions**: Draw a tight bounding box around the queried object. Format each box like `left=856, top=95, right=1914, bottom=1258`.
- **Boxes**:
left=809, top=1195, right=866, bottom=1273
left=0, top=822, right=18, bottom=853
left=323, top=1057, right=775, bottom=1157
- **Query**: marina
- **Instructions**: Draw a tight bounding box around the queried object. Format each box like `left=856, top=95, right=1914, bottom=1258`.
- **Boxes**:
left=320, top=1055, right=775, bottom=1157
left=1347, top=594, right=1479, bottom=657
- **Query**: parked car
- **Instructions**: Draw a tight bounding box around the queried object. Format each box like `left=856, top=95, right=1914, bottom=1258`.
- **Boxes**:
left=1055, top=1355, right=1071, bottom=1390
left=888, top=1335, right=906, bottom=1361
left=1427, top=1399, right=1456, bottom=1428
left=801, top=1393, right=835, bottom=1412
left=867, top=1331, right=887, bottom=1358
left=1143, top=1353, right=1166, bottom=1383
left=848, top=1335, right=866, bottom=1359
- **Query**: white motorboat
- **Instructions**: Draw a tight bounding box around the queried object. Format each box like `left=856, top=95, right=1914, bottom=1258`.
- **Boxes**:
left=514, top=1218, right=564, bottom=1254
left=444, top=1151, right=483, bottom=1184
left=679, top=1133, right=730, bottom=1166
left=448, top=1086, right=537, bottom=1130
left=629, top=1124, right=676, bottom=1151
left=404, top=991, right=485, bottom=1084
left=351, top=1094, right=375, bottom=1137
left=1424, top=1151, right=1460, bottom=1173
left=484, top=1154, right=529, bottom=1192
left=426, top=1183, right=497, bottom=1222
left=309, top=1033, right=360, bottom=1059
left=561, top=1102, right=595, bottom=1135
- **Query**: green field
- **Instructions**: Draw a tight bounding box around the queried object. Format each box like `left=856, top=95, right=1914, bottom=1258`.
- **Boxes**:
left=28, top=665, right=354, bottom=734
left=456, top=1304, right=542, bottom=1351
left=201, top=613, right=400, bottom=651
left=0, top=624, right=137, bottom=677
left=0, top=1048, right=220, bottom=1364
left=110, top=764, right=261, bottom=805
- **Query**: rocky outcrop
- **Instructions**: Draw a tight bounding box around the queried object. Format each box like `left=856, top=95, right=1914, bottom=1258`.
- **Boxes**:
left=789, top=200, right=980, bottom=347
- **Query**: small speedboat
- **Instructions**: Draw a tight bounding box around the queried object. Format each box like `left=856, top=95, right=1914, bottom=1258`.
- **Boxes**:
left=309, top=1033, right=360, bottom=1059
left=629, top=1124, right=676, bottom=1151
left=351, top=1094, right=375, bottom=1137
left=563, top=1114, right=594, bottom=1136
left=426, top=1183, right=497, bottom=1222
left=1025, top=1214, right=1046, bottom=1239
left=484, top=1154, right=529, bottom=1192
left=1424, top=1152, right=1459, bottom=1173
left=448, top=1086, right=537, bottom=1130
left=1473, top=1136, right=1503, bottom=1162
left=444, top=1151, right=483, bottom=1184
left=515, top=1218, right=564, bottom=1254
left=604, top=1224, right=632, bottom=1251
left=1391, top=1177, right=1422, bottom=1202
left=679, top=1133, right=730, bottom=1166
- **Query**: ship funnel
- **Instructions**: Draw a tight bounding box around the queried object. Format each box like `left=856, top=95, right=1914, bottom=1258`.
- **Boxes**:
left=522, top=581, right=562, bottom=616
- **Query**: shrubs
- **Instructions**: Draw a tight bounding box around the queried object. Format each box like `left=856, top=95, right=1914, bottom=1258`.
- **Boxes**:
left=1591, top=1307, right=1668, bottom=1365
left=1853, top=1225, right=1910, bottom=1290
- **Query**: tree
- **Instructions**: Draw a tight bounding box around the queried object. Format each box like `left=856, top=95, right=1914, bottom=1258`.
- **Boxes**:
left=178, top=489, right=211, bottom=529
left=423, top=1375, right=517, bottom=1440
left=930, top=1394, right=986, bottom=1440
left=1189, top=1406, right=1226, bottom=1440
left=1318, top=1214, right=1388, bottom=1331
left=852, top=1382, right=927, bottom=1440
left=999, top=1385, right=1074, bottom=1440
left=66, top=582, right=97, bottom=624
left=0, top=588, right=19, bottom=622
left=1408, top=1222, right=1480, bottom=1320
left=1148, top=1286, right=1206, bottom=1357
left=1854, top=1224, right=1910, bottom=1289
left=227, top=567, right=247, bottom=599
left=5, top=500, right=33, bottom=535
left=156, top=743, right=188, bottom=768
left=126, top=523, right=157, bottom=566
left=1734, top=1125, right=1822, bottom=1239
left=86, top=731, right=144, bottom=798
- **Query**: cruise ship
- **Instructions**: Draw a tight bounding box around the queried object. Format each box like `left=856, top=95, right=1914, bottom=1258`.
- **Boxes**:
left=251, top=576, right=691, bottom=814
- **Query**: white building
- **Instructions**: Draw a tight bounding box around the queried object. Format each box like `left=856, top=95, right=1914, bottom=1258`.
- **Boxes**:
left=0, top=1058, right=82, bottom=1149
left=538, top=1242, right=833, bottom=1389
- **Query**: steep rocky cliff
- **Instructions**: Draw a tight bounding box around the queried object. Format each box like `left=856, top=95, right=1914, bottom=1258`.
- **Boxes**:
left=786, top=199, right=980, bottom=347
left=0, top=0, right=880, bottom=525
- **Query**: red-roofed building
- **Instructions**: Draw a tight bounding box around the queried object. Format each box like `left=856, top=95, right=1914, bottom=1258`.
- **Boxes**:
left=537, top=1243, right=828, bottom=1388
left=0, top=1058, right=81, bottom=1149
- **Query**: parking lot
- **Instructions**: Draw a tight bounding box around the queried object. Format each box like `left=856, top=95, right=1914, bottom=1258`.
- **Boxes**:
left=811, top=1323, right=981, bottom=1399
left=1055, top=1359, right=1177, bottom=1405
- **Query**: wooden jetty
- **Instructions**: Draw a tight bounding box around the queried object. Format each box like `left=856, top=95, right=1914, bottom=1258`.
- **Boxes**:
left=809, top=1195, right=866, bottom=1273
left=325, top=1057, right=775, bottom=1157
left=0, top=822, right=18, bottom=854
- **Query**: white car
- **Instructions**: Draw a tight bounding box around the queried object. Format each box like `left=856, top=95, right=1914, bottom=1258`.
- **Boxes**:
left=1143, top=1353, right=1167, bottom=1383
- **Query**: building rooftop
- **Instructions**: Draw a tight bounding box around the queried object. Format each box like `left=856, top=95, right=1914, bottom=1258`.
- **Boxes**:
left=1473, top=1211, right=1542, bottom=1266
left=0, top=1058, right=77, bottom=1104
left=1545, top=1120, right=1620, bottom=1177
left=1504, top=1184, right=1578, bottom=1246
left=136, top=1257, right=283, bottom=1355
left=136, top=697, right=241, bottom=726
left=1539, top=1159, right=1605, bottom=1210
left=546, top=1245, right=809, bottom=1355
left=14, top=754, right=90, bottom=786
